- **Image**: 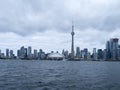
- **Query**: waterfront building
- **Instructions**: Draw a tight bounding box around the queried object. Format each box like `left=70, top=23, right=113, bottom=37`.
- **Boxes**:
left=97, top=49, right=103, bottom=60
left=24, top=48, right=27, bottom=58
left=10, top=50, right=14, bottom=59
left=38, top=49, right=46, bottom=60
left=106, top=38, right=119, bottom=60
left=0, top=50, right=1, bottom=58
left=87, top=52, right=91, bottom=60
left=106, top=41, right=111, bottom=59
left=27, top=46, right=32, bottom=59
left=81, top=50, right=85, bottom=60
left=62, top=49, right=65, bottom=55
left=39, top=49, right=43, bottom=54
left=40, top=52, right=46, bottom=60
left=17, top=50, right=20, bottom=58
left=19, top=46, right=27, bottom=59
left=6, top=49, right=9, bottom=58
left=84, top=48, right=88, bottom=60
left=110, top=38, right=119, bottom=60
left=103, top=49, right=107, bottom=60
left=34, top=49, right=38, bottom=59
left=1, top=53, right=5, bottom=59
left=76, top=47, right=80, bottom=58
left=117, top=47, right=120, bottom=60
left=93, top=48, right=97, bottom=60
left=64, top=50, right=69, bottom=59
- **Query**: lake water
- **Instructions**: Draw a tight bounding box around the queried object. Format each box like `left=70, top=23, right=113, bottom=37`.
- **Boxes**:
left=0, top=60, right=120, bottom=90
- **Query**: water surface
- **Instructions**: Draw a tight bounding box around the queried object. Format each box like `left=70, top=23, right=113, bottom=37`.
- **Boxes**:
left=0, top=60, right=120, bottom=90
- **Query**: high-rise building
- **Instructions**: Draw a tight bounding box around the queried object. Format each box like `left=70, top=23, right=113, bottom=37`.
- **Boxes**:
left=84, top=48, right=88, bottom=60
left=34, top=49, right=38, bottom=59
left=81, top=50, right=85, bottom=60
left=97, top=49, right=103, bottom=60
left=10, top=50, right=14, bottom=59
left=1, top=53, right=5, bottom=59
left=6, top=49, right=9, bottom=58
left=64, top=50, right=69, bottom=59
left=0, top=50, right=1, bottom=58
left=71, top=23, right=75, bottom=59
left=110, top=38, right=119, bottom=60
left=38, top=49, right=42, bottom=59
left=106, top=41, right=111, bottom=59
left=117, top=45, right=120, bottom=60
left=76, top=47, right=80, bottom=58
left=28, top=46, right=32, bottom=59
left=106, top=38, right=119, bottom=60
left=17, top=50, right=21, bottom=58
left=40, top=52, right=46, bottom=60
left=93, top=48, right=97, bottom=60
left=62, top=49, right=65, bottom=55
left=103, top=49, right=107, bottom=60
left=87, top=52, right=91, bottom=60
left=20, top=46, right=27, bottom=59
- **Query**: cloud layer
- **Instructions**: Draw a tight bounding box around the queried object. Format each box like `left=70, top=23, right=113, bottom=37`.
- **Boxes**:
left=0, top=0, right=120, bottom=34
left=0, top=0, right=120, bottom=53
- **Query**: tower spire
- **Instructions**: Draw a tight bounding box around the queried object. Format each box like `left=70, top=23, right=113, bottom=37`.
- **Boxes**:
left=71, top=22, right=75, bottom=59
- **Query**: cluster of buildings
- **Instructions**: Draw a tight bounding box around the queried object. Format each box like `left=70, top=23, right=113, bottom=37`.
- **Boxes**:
left=106, top=38, right=120, bottom=60
left=62, top=24, right=120, bottom=61
left=0, top=38, right=119, bottom=61
left=0, top=49, right=15, bottom=59
left=0, top=46, right=46, bottom=60
left=62, top=38, right=120, bottom=61
left=0, top=46, right=65, bottom=60
left=0, top=25, right=120, bottom=61
left=17, top=46, right=46, bottom=60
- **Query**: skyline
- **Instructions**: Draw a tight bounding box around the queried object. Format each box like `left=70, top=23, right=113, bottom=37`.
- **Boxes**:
left=0, top=0, right=120, bottom=53
left=0, top=37, right=120, bottom=61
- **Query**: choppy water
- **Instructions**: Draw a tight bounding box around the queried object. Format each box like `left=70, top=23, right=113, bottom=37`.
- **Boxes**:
left=0, top=60, right=120, bottom=90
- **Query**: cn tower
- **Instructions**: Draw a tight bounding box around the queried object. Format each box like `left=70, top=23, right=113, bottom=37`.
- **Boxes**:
left=71, top=23, right=75, bottom=59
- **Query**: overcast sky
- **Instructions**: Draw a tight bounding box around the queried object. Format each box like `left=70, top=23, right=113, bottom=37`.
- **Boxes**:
left=0, top=0, right=120, bottom=54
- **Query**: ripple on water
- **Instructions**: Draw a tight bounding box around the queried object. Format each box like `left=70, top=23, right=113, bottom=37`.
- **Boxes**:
left=0, top=61, right=120, bottom=90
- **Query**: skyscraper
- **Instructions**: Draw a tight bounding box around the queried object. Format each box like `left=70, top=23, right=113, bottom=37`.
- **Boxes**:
left=76, top=47, right=80, bottom=58
left=9, top=50, right=15, bottom=59
left=71, top=23, right=75, bottom=59
left=93, top=48, right=97, bottom=60
left=0, top=50, right=1, bottom=58
left=28, top=46, right=32, bottom=59
left=106, top=38, right=119, bottom=60
left=110, top=38, right=119, bottom=60
left=84, top=48, right=88, bottom=60
left=106, top=41, right=111, bottom=59
left=20, top=46, right=27, bottom=59
left=97, top=49, right=103, bottom=60
left=117, top=45, right=120, bottom=60
left=6, top=49, right=9, bottom=58
left=34, top=49, right=38, bottom=59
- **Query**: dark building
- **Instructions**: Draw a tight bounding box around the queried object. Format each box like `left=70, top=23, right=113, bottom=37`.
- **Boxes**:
left=111, top=38, right=119, bottom=60
left=10, top=50, right=14, bottom=59
left=76, top=47, right=80, bottom=58
left=106, top=41, right=111, bottom=59
left=97, top=49, right=103, bottom=60
left=106, top=38, right=119, bottom=60
left=18, top=46, right=27, bottom=59
left=6, top=49, right=9, bottom=58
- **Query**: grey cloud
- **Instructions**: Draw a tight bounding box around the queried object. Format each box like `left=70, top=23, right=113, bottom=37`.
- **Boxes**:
left=0, top=0, right=120, bottom=36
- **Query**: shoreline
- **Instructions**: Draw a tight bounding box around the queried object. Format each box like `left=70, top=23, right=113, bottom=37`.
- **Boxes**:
left=0, top=59, right=120, bottom=62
